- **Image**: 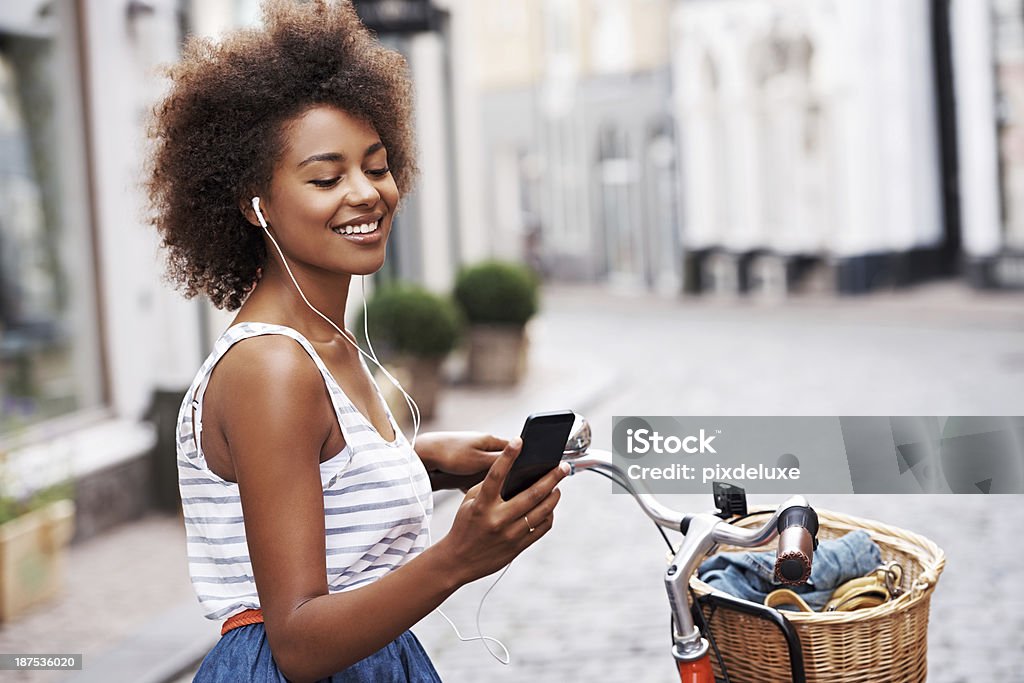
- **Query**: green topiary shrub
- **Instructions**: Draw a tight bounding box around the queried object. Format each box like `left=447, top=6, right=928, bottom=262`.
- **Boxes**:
left=453, top=261, right=539, bottom=326
left=357, top=283, right=462, bottom=358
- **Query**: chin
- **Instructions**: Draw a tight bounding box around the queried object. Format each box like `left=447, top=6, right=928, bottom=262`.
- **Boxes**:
left=346, top=258, right=387, bottom=277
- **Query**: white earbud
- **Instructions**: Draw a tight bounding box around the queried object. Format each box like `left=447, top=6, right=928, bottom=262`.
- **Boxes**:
left=251, top=196, right=268, bottom=228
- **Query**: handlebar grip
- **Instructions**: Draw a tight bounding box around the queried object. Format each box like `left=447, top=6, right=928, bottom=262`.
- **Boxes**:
left=774, top=506, right=819, bottom=585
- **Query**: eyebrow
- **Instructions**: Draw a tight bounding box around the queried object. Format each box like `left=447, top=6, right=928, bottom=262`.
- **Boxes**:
left=297, top=142, right=385, bottom=168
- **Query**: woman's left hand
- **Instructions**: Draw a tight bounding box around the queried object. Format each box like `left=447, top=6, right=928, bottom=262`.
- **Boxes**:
left=415, top=431, right=508, bottom=491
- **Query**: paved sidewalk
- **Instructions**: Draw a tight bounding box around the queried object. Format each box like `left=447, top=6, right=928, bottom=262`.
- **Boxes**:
left=0, top=282, right=1021, bottom=682
left=0, top=514, right=218, bottom=683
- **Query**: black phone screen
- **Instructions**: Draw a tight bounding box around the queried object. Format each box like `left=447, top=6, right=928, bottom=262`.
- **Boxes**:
left=500, top=410, right=576, bottom=501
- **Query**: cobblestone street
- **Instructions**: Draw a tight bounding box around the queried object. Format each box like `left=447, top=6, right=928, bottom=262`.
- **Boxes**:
left=417, top=284, right=1024, bottom=683
left=2, top=283, right=1021, bottom=682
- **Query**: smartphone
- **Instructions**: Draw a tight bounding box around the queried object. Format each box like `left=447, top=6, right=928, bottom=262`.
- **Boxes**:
left=500, top=410, right=576, bottom=501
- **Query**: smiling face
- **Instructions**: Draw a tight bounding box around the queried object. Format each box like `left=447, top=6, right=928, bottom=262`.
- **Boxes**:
left=256, top=105, right=400, bottom=277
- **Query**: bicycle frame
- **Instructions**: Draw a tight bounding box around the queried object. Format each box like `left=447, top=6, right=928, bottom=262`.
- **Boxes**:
left=562, top=418, right=816, bottom=683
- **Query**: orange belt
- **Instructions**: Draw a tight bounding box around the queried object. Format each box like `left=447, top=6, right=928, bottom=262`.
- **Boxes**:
left=222, top=608, right=264, bottom=636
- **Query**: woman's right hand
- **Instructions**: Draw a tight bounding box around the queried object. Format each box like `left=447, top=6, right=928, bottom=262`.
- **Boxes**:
left=438, top=437, right=569, bottom=584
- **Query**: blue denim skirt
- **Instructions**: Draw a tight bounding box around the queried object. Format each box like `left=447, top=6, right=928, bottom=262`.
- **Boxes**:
left=193, top=623, right=442, bottom=682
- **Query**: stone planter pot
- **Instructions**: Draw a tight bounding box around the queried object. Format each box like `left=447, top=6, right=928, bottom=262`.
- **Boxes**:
left=0, top=499, right=75, bottom=622
left=398, top=356, right=444, bottom=422
left=379, top=356, right=445, bottom=423
left=466, top=324, right=528, bottom=385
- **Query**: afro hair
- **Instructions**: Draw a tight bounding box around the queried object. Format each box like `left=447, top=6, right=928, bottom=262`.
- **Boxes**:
left=146, top=0, right=417, bottom=310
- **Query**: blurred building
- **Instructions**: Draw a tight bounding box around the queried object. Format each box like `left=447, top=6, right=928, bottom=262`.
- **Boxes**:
left=984, top=0, right=1024, bottom=284
left=449, top=0, right=680, bottom=292
left=452, top=0, right=1024, bottom=296
left=672, top=0, right=946, bottom=295
left=0, top=0, right=193, bottom=538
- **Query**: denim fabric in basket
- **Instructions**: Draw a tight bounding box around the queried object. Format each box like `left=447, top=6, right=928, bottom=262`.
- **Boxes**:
left=193, top=623, right=442, bottom=682
left=698, top=529, right=882, bottom=611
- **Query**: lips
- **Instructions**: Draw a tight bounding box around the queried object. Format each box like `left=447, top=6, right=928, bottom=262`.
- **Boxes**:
left=330, top=215, right=385, bottom=245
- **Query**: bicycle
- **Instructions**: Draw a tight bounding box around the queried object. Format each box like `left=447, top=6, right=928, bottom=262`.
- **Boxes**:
left=560, top=417, right=820, bottom=683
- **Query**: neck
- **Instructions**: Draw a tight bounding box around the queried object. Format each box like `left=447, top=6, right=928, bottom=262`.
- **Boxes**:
left=253, top=257, right=355, bottom=343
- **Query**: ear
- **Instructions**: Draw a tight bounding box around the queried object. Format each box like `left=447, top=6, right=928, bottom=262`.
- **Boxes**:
left=238, top=196, right=262, bottom=228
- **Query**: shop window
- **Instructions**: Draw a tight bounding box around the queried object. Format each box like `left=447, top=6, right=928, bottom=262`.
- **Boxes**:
left=0, top=22, right=98, bottom=435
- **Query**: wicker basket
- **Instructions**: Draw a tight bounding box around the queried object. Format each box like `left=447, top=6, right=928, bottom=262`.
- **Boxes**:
left=689, top=507, right=946, bottom=683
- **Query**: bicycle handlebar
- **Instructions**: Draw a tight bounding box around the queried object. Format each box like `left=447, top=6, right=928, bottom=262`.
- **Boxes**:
left=775, top=505, right=818, bottom=584
left=562, top=448, right=684, bottom=529
left=562, top=439, right=819, bottom=666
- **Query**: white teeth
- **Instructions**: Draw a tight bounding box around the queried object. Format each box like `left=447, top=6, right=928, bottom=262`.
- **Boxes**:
left=333, top=220, right=379, bottom=235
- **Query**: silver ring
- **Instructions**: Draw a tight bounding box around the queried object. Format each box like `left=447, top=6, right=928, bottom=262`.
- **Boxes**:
left=524, top=515, right=535, bottom=533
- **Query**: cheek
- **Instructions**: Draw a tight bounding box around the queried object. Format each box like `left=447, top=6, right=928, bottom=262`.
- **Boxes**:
left=269, top=180, right=317, bottom=219
left=294, top=190, right=338, bottom=221
left=382, top=180, right=400, bottom=212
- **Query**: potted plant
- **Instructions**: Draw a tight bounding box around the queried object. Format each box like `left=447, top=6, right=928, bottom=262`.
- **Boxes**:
left=453, top=260, right=539, bottom=385
left=358, top=283, right=462, bottom=421
left=0, top=470, right=75, bottom=622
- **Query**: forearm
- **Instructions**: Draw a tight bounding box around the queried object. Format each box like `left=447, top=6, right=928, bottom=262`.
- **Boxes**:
left=270, top=541, right=463, bottom=682
left=414, top=431, right=498, bottom=491
left=410, top=433, right=443, bottom=491
left=412, top=432, right=443, bottom=469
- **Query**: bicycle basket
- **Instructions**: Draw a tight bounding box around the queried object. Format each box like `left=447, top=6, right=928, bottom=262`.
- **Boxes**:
left=688, top=507, right=945, bottom=683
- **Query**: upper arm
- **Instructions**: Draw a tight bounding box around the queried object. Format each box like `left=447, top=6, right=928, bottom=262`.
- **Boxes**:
left=215, top=336, right=334, bottom=648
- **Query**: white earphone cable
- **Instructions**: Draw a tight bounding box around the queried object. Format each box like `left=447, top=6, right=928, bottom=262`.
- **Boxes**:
left=359, top=276, right=421, bottom=448
left=251, top=197, right=511, bottom=665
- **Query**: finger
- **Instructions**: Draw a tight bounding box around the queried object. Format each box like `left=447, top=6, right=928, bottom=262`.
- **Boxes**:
left=474, top=433, right=509, bottom=452
left=478, top=437, right=522, bottom=502
left=516, top=512, right=555, bottom=552
left=502, top=461, right=570, bottom=518
left=464, top=479, right=484, bottom=500
left=523, top=486, right=561, bottom=525
left=447, top=450, right=499, bottom=476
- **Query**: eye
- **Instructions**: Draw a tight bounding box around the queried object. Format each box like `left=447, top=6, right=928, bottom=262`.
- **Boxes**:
left=310, top=177, right=341, bottom=188
left=367, top=167, right=391, bottom=178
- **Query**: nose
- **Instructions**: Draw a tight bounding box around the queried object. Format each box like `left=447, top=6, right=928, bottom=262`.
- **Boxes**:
left=344, top=171, right=380, bottom=207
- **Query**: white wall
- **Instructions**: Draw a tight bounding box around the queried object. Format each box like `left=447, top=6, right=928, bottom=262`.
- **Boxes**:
left=952, top=0, right=1003, bottom=258
left=446, top=0, right=489, bottom=266
left=81, top=0, right=202, bottom=416
left=671, top=0, right=943, bottom=258
left=410, top=31, right=456, bottom=292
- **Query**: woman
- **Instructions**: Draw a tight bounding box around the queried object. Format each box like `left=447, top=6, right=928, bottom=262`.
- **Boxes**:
left=147, top=2, right=566, bottom=681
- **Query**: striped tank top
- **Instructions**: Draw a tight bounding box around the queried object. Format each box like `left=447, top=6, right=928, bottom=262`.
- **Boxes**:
left=176, top=322, right=433, bottom=621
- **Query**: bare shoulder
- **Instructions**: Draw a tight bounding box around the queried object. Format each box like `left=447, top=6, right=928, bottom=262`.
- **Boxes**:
left=217, top=333, right=321, bottom=387
left=211, top=334, right=332, bottom=446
